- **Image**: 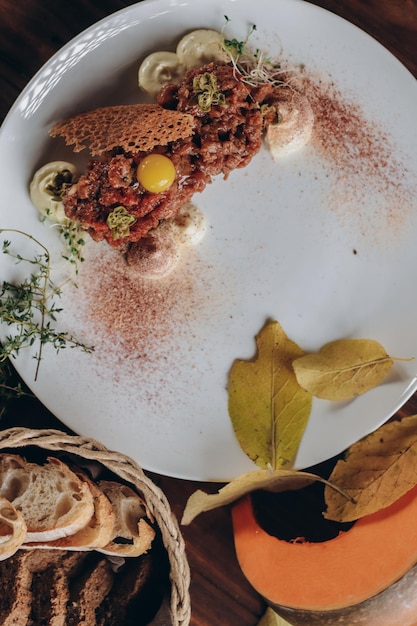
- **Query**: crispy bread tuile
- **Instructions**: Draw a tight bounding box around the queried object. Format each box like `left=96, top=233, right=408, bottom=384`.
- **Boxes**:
left=50, top=103, right=195, bottom=155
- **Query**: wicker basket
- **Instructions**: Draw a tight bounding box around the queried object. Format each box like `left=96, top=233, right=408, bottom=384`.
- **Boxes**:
left=0, top=426, right=191, bottom=626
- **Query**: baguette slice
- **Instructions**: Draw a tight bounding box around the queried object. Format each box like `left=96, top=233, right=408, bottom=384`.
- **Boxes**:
left=23, top=469, right=115, bottom=551
left=96, top=481, right=155, bottom=557
left=0, top=498, right=27, bottom=560
left=0, top=454, right=94, bottom=542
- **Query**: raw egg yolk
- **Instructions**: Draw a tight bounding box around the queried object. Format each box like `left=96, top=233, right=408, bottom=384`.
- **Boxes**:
left=137, top=154, right=176, bottom=193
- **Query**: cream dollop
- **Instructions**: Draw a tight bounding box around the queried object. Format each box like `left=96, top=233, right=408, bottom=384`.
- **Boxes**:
left=168, top=203, right=207, bottom=246
left=138, top=29, right=228, bottom=98
left=138, top=51, right=186, bottom=99
left=265, top=90, right=314, bottom=159
left=176, top=29, right=229, bottom=69
left=29, top=161, right=76, bottom=223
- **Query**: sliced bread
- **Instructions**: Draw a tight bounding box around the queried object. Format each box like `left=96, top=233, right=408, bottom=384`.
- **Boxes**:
left=96, top=553, right=159, bottom=626
left=0, top=497, right=27, bottom=560
left=0, top=550, right=32, bottom=626
left=0, top=549, right=65, bottom=625
left=66, top=556, right=114, bottom=625
left=23, top=469, right=115, bottom=551
left=0, top=454, right=95, bottom=542
left=96, top=481, right=155, bottom=557
left=29, top=560, right=68, bottom=626
left=28, top=550, right=91, bottom=626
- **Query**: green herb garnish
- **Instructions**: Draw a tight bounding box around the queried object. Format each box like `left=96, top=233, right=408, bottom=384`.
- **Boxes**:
left=60, top=220, right=86, bottom=269
left=0, top=360, right=33, bottom=419
left=223, top=16, right=257, bottom=58
left=0, top=229, right=94, bottom=380
left=41, top=212, right=86, bottom=272
left=222, top=16, right=294, bottom=90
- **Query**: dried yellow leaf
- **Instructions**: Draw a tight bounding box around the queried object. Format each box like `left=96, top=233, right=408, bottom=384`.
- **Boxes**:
left=292, top=338, right=394, bottom=400
left=182, top=467, right=330, bottom=525
left=324, top=414, right=417, bottom=522
left=228, top=320, right=312, bottom=469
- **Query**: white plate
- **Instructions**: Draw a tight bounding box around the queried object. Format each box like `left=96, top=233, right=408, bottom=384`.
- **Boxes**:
left=1, top=0, right=417, bottom=480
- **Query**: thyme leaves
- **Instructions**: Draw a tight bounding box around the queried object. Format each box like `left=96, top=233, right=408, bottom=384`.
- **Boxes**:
left=0, top=229, right=93, bottom=380
left=0, top=360, right=33, bottom=420
left=40, top=213, right=86, bottom=271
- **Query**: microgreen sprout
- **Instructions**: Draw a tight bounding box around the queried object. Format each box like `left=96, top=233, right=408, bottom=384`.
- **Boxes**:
left=222, top=16, right=296, bottom=90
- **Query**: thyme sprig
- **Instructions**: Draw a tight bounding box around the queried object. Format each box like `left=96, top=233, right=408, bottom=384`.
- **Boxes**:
left=0, top=229, right=93, bottom=380
left=0, top=360, right=33, bottom=420
left=41, top=211, right=86, bottom=272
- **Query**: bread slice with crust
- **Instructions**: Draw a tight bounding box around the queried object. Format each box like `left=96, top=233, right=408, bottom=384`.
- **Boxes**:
left=0, top=550, right=32, bottom=626
left=96, top=481, right=155, bottom=557
left=66, top=556, right=114, bottom=625
left=0, top=454, right=95, bottom=542
left=0, top=549, right=66, bottom=626
left=96, top=553, right=156, bottom=626
left=0, top=497, right=27, bottom=560
left=23, top=469, right=115, bottom=551
left=28, top=550, right=91, bottom=626
left=30, top=564, right=68, bottom=626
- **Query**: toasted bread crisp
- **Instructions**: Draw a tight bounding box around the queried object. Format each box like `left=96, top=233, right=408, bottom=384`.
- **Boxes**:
left=50, top=104, right=195, bottom=155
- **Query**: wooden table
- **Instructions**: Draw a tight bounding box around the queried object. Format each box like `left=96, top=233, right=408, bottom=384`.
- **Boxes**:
left=0, top=1, right=416, bottom=624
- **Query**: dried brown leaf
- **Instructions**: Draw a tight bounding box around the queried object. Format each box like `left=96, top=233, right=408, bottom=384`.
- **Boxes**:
left=324, top=414, right=417, bottom=522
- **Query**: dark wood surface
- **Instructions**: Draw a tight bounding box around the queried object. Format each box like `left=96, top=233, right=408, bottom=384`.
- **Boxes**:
left=0, top=1, right=416, bottom=625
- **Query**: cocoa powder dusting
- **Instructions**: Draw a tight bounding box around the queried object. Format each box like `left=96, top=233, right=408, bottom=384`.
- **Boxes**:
left=304, top=75, right=414, bottom=244
left=62, top=242, right=230, bottom=410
